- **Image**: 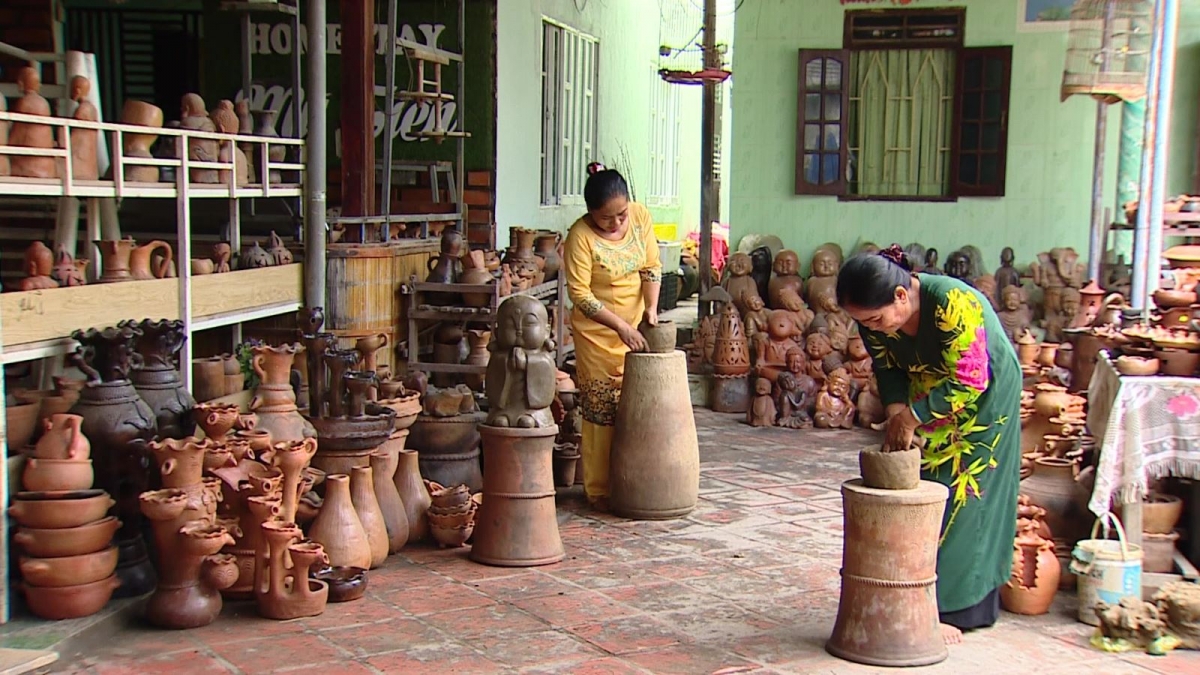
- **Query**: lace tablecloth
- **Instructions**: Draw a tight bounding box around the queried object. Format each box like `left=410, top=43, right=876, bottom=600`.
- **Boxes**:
left=1086, top=352, right=1200, bottom=516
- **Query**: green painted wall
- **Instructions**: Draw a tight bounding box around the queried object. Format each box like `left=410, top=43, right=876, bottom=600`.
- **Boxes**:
left=730, top=0, right=1200, bottom=273
left=199, top=0, right=496, bottom=172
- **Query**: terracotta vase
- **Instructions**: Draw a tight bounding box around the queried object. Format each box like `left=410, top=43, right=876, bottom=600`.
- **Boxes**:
left=1000, top=525, right=1060, bottom=616
left=534, top=232, right=562, bottom=281
left=349, top=466, right=389, bottom=568
left=130, top=319, right=196, bottom=439
left=306, top=474, right=371, bottom=569
left=460, top=250, right=494, bottom=307
left=510, top=227, right=537, bottom=262
left=371, top=433, right=411, bottom=553
left=120, top=100, right=164, bottom=183
left=464, top=330, right=492, bottom=390
left=67, top=326, right=158, bottom=597
left=96, top=239, right=135, bottom=283
left=250, top=343, right=315, bottom=443
left=1016, top=330, right=1039, bottom=367
left=393, top=446, right=432, bottom=543
left=129, top=240, right=175, bottom=280
left=1020, top=457, right=1091, bottom=550
left=255, top=521, right=329, bottom=620
left=1037, top=343, right=1060, bottom=369
left=31, top=414, right=90, bottom=460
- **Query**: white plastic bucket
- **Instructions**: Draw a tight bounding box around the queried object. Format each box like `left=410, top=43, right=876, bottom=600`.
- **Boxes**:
left=1070, top=513, right=1143, bottom=626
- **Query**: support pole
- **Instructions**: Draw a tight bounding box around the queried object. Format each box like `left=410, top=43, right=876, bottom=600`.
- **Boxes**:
left=1131, top=0, right=1166, bottom=312
left=698, top=0, right=717, bottom=319
left=1088, top=102, right=1108, bottom=284
left=340, top=0, right=376, bottom=219
left=306, top=0, right=329, bottom=308
left=381, top=0, right=398, bottom=233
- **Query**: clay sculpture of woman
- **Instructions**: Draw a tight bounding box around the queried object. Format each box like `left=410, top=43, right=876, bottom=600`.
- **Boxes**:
left=813, top=367, right=856, bottom=429
left=722, top=252, right=760, bottom=316
left=997, top=285, right=1032, bottom=343
left=767, top=250, right=803, bottom=309
left=775, top=348, right=816, bottom=429
left=485, top=295, right=557, bottom=428
left=742, top=295, right=770, bottom=359
left=803, top=247, right=841, bottom=307
left=9, top=67, right=58, bottom=179
left=747, top=377, right=777, bottom=427
left=69, top=76, right=100, bottom=181
left=181, top=93, right=219, bottom=184
left=779, top=288, right=815, bottom=336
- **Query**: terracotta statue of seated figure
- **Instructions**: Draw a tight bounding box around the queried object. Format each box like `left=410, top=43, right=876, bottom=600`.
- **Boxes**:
left=779, top=288, right=814, bottom=336
left=742, top=295, right=770, bottom=362
left=804, top=331, right=835, bottom=384
left=767, top=250, right=803, bottom=309
left=754, top=310, right=800, bottom=382
left=803, top=247, right=841, bottom=308
left=811, top=286, right=854, bottom=352
left=814, top=367, right=856, bottom=430
left=844, top=335, right=872, bottom=398
left=722, top=252, right=761, bottom=317
left=747, top=377, right=777, bottom=428
left=997, top=285, right=1032, bottom=343
left=774, top=348, right=817, bottom=429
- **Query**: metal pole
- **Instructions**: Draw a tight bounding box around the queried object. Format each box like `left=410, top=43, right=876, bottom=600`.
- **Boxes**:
left=305, top=0, right=328, bottom=308
left=698, top=0, right=717, bottom=320
left=382, top=0, right=398, bottom=236
left=456, top=0, right=466, bottom=228
left=1131, top=0, right=1166, bottom=312
left=1144, top=0, right=1180, bottom=306
left=1087, top=101, right=1108, bottom=284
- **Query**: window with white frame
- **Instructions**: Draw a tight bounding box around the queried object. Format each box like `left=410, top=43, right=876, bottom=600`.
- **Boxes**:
left=541, top=21, right=599, bottom=206
left=648, top=73, right=682, bottom=203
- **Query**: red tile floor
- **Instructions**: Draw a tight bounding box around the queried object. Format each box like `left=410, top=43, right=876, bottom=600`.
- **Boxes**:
left=59, top=411, right=1200, bottom=674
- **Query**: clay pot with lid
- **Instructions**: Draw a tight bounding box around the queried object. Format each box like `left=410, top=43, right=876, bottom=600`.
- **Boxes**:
left=8, top=489, right=114, bottom=529
left=21, top=574, right=121, bottom=620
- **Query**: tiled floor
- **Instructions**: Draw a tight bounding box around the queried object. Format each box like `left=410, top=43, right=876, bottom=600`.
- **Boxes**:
left=58, top=412, right=1200, bottom=674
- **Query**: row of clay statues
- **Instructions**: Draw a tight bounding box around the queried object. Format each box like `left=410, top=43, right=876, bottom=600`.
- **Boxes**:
left=0, top=66, right=283, bottom=186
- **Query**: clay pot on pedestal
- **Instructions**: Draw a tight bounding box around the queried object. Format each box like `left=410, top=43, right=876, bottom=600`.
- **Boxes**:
left=371, top=433, right=411, bottom=553
left=130, top=319, right=196, bottom=439
left=306, top=474, right=371, bottom=569
left=67, top=326, right=158, bottom=597
left=1000, top=523, right=1061, bottom=615
left=96, top=239, right=135, bottom=283
left=250, top=343, right=315, bottom=443
left=349, top=466, right=389, bottom=568
left=534, top=232, right=562, bottom=281
left=393, top=446, right=431, bottom=543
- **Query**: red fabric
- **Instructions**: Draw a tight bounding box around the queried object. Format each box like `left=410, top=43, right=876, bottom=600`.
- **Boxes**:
left=686, top=225, right=730, bottom=276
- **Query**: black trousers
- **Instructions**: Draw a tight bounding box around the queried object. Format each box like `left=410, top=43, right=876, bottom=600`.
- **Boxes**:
left=940, top=586, right=1001, bottom=630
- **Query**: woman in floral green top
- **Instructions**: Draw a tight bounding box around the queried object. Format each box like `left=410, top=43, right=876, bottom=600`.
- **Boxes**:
left=836, top=245, right=1021, bottom=644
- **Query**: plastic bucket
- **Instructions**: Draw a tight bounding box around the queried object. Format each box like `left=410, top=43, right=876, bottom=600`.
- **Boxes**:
left=1070, top=513, right=1142, bottom=626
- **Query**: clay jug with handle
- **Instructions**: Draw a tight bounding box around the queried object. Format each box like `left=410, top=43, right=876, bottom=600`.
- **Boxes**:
left=349, top=466, right=388, bottom=568
left=129, top=240, right=175, bottom=280
left=371, top=434, right=410, bottom=553
left=306, top=474, right=371, bottom=569
left=32, top=413, right=90, bottom=460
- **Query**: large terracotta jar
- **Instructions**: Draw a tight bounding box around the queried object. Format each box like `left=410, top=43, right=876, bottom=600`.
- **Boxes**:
left=1020, top=457, right=1092, bottom=550
left=393, top=446, right=432, bottom=543
left=999, top=521, right=1060, bottom=615
left=349, top=466, right=389, bottom=568
left=534, top=232, right=562, bottom=282
left=711, top=303, right=751, bottom=376
left=129, top=319, right=196, bottom=439
left=306, top=474, right=371, bottom=569
left=371, top=434, right=410, bottom=553
left=68, top=325, right=158, bottom=597
left=250, top=343, right=315, bottom=443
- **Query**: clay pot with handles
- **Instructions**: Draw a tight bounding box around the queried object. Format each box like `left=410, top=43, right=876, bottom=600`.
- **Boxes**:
left=32, top=413, right=91, bottom=460
left=129, top=240, right=175, bottom=280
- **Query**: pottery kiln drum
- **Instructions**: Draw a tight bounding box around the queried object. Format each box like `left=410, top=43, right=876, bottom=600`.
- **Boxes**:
left=609, top=351, right=700, bottom=519
left=826, top=479, right=948, bottom=667
left=325, top=244, right=400, bottom=375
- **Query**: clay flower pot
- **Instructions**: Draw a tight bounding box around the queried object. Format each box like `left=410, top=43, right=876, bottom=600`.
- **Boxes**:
left=21, top=574, right=121, bottom=620
left=22, top=457, right=95, bottom=492
left=1000, top=526, right=1060, bottom=616
left=8, top=489, right=114, bottom=529
left=15, top=516, right=121, bottom=558
left=19, top=546, right=119, bottom=587
left=1115, top=356, right=1160, bottom=376
left=1143, top=493, right=1184, bottom=534
left=311, top=566, right=368, bottom=603
left=638, top=320, right=677, bottom=354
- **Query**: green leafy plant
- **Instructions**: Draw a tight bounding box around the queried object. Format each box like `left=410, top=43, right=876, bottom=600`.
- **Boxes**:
left=236, top=339, right=265, bottom=390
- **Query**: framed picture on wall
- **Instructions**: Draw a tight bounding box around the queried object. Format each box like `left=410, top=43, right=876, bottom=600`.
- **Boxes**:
left=1018, top=0, right=1075, bottom=32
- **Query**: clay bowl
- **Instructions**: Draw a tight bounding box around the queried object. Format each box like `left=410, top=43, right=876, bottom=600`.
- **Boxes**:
left=429, top=483, right=471, bottom=509
left=1143, top=493, right=1184, bottom=534
left=428, top=501, right=474, bottom=518
left=1153, top=349, right=1200, bottom=377
left=638, top=319, right=677, bottom=353
left=1153, top=288, right=1197, bottom=309
left=430, top=521, right=474, bottom=548
left=858, top=445, right=921, bottom=490
left=21, top=574, right=120, bottom=620
left=1164, top=245, right=1200, bottom=269
left=22, top=457, right=95, bottom=492
left=311, top=566, right=367, bottom=603
left=8, top=489, right=114, bottom=529
left=19, top=546, right=119, bottom=588
left=1115, top=356, right=1160, bottom=376
left=428, top=507, right=476, bottom=530
left=14, top=516, right=121, bottom=558
left=6, top=401, right=41, bottom=453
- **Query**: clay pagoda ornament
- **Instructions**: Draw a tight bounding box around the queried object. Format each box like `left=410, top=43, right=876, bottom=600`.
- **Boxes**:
left=768, top=250, right=803, bottom=309
left=711, top=302, right=751, bottom=376
left=8, top=67, right=58, bottom=179
left=471, top=295, right=564, bottom=567
left=128, top=319, right=196, bottom=439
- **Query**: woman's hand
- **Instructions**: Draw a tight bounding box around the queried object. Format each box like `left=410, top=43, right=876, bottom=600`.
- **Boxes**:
left=643, top=308, right=658, bottom=327
left=617, top=322, right=649, bottom=352
left=884, top=406, right=919, bottom=452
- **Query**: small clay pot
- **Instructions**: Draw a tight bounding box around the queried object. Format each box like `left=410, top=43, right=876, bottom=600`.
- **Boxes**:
left=19, top=546, right=119, bottom=587
left=8, top=489, right=114, bottom=529
left=191, top=258, right=215, bottom=275
left=638, top=319, right=677, bottom=354
left=5, top=401, right=41, bottom=452
left=1115, top=356, right=1160, bottom=376
left=14, top=516, right=121, bottom=558
left=311, top=566, right=368, bottom=603
left=1142, top=531, right=1180, bottom=573
left=430, top=522, right=474, bottom=548
left=858, top=445, right=920, bottom=490
left=22, top=457, right=95, bottom=492
left=428, top=509, right=476, bottom=529
left=21, top=574, right=120, bottom=620
left=1153, top=349, right=1200, bottom=377
left=1143, top=493, right=1184, bottom=534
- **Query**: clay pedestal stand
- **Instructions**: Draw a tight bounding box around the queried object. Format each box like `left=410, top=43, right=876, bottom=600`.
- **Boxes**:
left=710, top=374, right=751, bottom=414
left=609, top=351, right=700, bottom=519
left=469, top=424, right=564, bottom=567
left=826, top=478, right=949, bottom=667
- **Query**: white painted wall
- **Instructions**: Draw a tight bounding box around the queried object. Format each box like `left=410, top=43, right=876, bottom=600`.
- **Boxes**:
left=495, top=0, right=714, bottom=247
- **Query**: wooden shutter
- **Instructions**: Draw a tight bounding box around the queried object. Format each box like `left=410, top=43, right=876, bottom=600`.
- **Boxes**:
left=795, top=49, right=849, bottom=196
left=950, top=46, right=1013, bottom=197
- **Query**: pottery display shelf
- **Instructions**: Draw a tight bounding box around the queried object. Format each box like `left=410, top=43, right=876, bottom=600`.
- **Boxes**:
left=401, top=274, right=571, bottom=379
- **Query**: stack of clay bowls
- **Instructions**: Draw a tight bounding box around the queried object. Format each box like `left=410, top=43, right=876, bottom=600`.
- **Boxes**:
left=426, top=482, right=479, bottom=548
left=11, top=414, right=121, bottom=619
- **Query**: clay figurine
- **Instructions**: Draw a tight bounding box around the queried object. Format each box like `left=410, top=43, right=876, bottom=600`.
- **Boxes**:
left=810, top=286, right=853, bottom=352
left=233, top=99, right=258, bottom=183
left=722, top=252, right=761, bottom=316
left=945, top=250, right=972, bottom=283
left=120, top=100, right=165, bottom=182
left=961, top=245, right=987, bottom=279
left=210, top=100, right=249, bottom=187
left=856, top=377, right=885, bottom=429
left=8, top=67, right=58, bottom=179
left=268, top=231, right=293, bottom=265
left=51, top=245, right=88, bottom=287
left=803, top=247, right=840, bottom=308
left=181, top=93, right=219, bottom=184
left=754, top=310, right=801, bottom=380
left=844, top=335, right=872, bottom=397
left=240, top=241, right=272, bottom=269
left=814, top=367, right=856, bottom=429
left=779, top=289, right=815, bottom=336
left=997, top=285, right=1033, bottom=343
left=805, top=332, right=835, bottom=384
left=922, top=248, right=942, bottom=275
left=69, top=76, right=100, bottom=181
left=485, top=295, right=557, bottom=428
left=749, top=246, right=774, bottom=303
left=995, top=247, right=1021, bottom=303
left=1030, top=247, right=1085, bottom=293
left=212, top=243, right=232, bottom=273
left=775, top=348, right=817, bottom=428
left=767, top=250, right=803, bottom=309
left=742, top=295, right=771, bottom=356
left=1044, top=287, right=1081, bottom=344
left=18, top=241, right=58, bottom=291
left=747, top=377, right=777, bottom=427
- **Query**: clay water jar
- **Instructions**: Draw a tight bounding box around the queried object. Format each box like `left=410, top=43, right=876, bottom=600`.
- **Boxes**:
left=8, top=489, right=115, bottom=529
left=21, top=574, right=121, bottom=620
left=32, top=413, right=90, bottom=460
left=22, top=457, right=95, bottom=492
left=19, top=546, right=119, bottom=587
left=1019, top=458, right=1090, bottom=547
left=638, top=319, right=677, bottom=353
left=311, top=566, right=367, bottom=603
left=15, top=516, right=121, bottom=558
left=1143, top=493, right=1183, bottom=534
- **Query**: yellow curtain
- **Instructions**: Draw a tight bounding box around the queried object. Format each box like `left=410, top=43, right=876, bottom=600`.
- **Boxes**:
left=849, top=49, right=955, bottom=197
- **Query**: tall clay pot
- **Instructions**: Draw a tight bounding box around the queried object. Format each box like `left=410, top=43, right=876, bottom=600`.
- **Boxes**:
left=1020, top=457, right=1092, bottom=549
left=306, top=474, right=371, bottom=569
left=510, top=227, right=537, bottom=262
left=68, top=326, right=158, bottom=597
left=130, top=319, right=196, bottom=439
left=250, top=344, right=315, bottom=443
left=999, top=522, right=1060, bottom=615
left=350, top=466, right=389, bottom=568
left=394, top=447, right=432, bottom=543
left=96, top=239, right=135, bottom=283
left=534, top=232, right=562, bottom=282
left=371, top=433, right=410, bottom=553
left=464, top=330, right=491, bottom=390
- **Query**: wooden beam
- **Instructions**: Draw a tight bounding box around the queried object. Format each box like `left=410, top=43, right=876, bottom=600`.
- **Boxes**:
left=340, top=0, right=376, bottom=217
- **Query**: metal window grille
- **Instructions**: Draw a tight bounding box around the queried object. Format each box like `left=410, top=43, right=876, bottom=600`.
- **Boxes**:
left=540, top=21, right=598, bottom=205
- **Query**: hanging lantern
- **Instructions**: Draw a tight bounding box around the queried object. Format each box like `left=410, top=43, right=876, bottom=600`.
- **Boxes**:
left=1061, top=0, right=1155, bottom=104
